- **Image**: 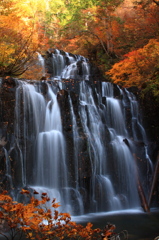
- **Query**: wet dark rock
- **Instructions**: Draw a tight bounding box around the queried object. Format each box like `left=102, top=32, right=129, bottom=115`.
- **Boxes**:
left=123, top=138, right=130, bottom=147
left=2, top=77, right=17, bottom=89
left=0, top=78, right=16, bottom=137
left=113, top=83, right=122, bottom=99
left=89, top=63, right=106, bottom=82
left=9, top=145, right=24, bottom=188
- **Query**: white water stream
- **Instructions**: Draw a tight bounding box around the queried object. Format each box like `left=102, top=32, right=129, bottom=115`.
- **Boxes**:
left=7, top=51, right=153, bottom=215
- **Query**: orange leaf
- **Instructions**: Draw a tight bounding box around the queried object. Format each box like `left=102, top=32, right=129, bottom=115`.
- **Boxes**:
left=52, top=202, right=61, bottom=208
left=20, top=189, right=30, bottom=194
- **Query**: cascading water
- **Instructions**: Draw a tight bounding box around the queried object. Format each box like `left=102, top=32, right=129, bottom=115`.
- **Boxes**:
left=14, top=81, right=46, bottom=187
left=37, top=52, right=46, bottom=77
left=33, top=84, right=71, bottom=213
left=77, top=81, right=141, bottom=212
left=3, top=148, right=13, bottom=189
left=48, top=49, right=90, bottom=81
left=1, top=50, right=154, bottom=216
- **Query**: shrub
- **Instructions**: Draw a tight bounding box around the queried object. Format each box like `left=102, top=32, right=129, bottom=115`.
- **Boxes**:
left=0, top=190, right=101, bottom=240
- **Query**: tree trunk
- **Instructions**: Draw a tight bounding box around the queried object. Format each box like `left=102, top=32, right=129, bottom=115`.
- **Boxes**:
left=133, top=154, right=150, bottom=212
left=148, top=151, right=159, bottom=206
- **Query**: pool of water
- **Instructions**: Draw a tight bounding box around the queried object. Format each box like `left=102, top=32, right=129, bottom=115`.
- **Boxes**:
left=72, top=208, right=159, bottom=240
left=1, top=209, right=158, bottom=240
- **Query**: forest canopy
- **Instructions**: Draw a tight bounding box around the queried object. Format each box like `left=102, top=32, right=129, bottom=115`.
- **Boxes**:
left=0, top=0, right=159, bottom=99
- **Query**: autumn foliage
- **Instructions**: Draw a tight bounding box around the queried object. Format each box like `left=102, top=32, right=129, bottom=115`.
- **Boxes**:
left=1, top=0, right=159, bottom=100
left=0, top=190, right=101, bottom=240
left=106, top=39, right=159, bottom=87
left=0, top=0, right=49, bottom=77
left=106, top=39, right=159, bottom=100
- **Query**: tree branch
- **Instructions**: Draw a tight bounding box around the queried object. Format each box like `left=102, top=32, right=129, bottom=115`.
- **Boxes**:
left=153, top=0, right=159, bottom=6
left=79, top=30, right=110, bottom=57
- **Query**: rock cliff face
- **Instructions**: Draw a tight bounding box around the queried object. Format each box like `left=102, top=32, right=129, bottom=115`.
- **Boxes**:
left=127, top=86, right=159, bottom=161
left=0, top=50, right=158, bottom=214
left=140, top=92, right=159, bottom=153
left=0, top=77, right=17, bottom=190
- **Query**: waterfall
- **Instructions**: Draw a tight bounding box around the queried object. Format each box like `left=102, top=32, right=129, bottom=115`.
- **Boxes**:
left=51, top=49, right=66, bottom=79
left=48, top=49, right=90, bottom=81
left=77, top=81, right=141, bottom=212
left=3, top=148, right=13, bottom=189
left=1, top=50, right=154, bottom=216
left=32, top=84, right=71, bottom=213
left=37, top=52, right=46, bottom=77
left=14, top=81, right=46, bottom=186
left=68, top=95, right=80, bottom=189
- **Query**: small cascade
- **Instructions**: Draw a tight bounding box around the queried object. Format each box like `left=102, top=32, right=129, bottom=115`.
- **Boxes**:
left=67, top=95, right=85, bottom=215
left=62, top=57, right=90, bottom=81
left=47, top=49, right=90, bottom=81
left=78, top=81, right=140, bottom=212
left=33, top=84, right=70, bottom=212
left=62, top=62, right=78, bottom=80
left=79, top=81, right=106, bottom=177
left=97, top=175, right=124, bottom=210
left=3, top=148, right=13, bottom=189
left=124, top=89, right=147, bottom=142
left=122, top=88, right=153, bottom=195
left=51, top=49, right=66, bottom=79
left=68, top=95, right=79, bottom=189
left=14, top=81, right=46, bottom=186
left=107, top=98, right=128, bottom=136
left=0, top=50, right=154, bottom=216
left=37, top=52, right=46, bottom=77
left=102, top=82, right=127, bottom=136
